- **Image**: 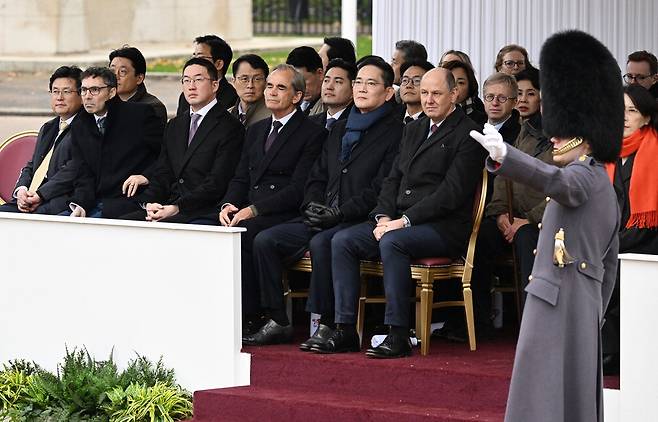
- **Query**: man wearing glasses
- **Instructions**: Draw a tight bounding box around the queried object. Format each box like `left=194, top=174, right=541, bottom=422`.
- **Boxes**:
left=625, top=50, right=658, bottom=99
left=228, top=54, right=271, bottom=127
left=66, top=67, right=164, bottom=218
left=176, top=35, right=238, bottom=116
left=0, top=66, right=83, bottom=215
left=399, top=60, right=434, bottom=124
left=119, top=58, right=244, bottom=223
left=109, top=46, right=167, bottom=127
left=483, top=72, right=521, bottom=146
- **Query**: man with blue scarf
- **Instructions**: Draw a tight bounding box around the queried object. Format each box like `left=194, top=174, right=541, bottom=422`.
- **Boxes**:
left=245, top=57, right=403, bottom=346
left=313, top=68, right=487, bottom=358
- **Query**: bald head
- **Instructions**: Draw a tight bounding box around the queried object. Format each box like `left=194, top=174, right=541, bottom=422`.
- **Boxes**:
left=420, top=68, right=457, bottom=122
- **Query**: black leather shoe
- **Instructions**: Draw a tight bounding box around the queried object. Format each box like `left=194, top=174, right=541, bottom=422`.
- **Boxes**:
left=299, top=324, right=334, bottom=352
left=365, top=333, right=412, bottom=359
left=310, top=326, right=360, bottom=354
left=242, top=315, right=266, bottom=337
left=242, top=319, right=293, bottom=346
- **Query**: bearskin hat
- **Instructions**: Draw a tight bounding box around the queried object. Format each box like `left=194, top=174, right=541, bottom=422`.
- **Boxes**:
left=540, top=30, right=623, bottom=163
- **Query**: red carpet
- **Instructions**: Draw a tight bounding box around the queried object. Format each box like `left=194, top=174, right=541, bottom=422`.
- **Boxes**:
left=189, top=330, right=620, bottom=422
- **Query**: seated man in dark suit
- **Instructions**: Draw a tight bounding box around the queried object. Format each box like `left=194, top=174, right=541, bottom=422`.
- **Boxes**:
left=399, top=60, right=434, bottom=124
left=195, top=64, right=326, bottom=331
left=312, top=68, right=486, bottom=358
left=286, top=46, right=325, bottom=116
left=309, top=58, right=356, bottom=130
left=483, top=72, right=521, bottom=144
left=0, top=66, right=83, bottom=215
left=109, top=46, right=168, bottom=126
left=67, top=67, right=164, bottom=218
left=246, top=56, right=403, bottom=346
left=228, top=54, right=271, bottom=127
left=176, top=35, right=238, bottom=115
left=119, top=58, right=244, bottom=223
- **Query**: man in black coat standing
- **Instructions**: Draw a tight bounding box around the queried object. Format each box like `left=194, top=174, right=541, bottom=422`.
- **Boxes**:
left=0, top=66, right=83, bottom=215
left=119, top=58, right=244, bottom=223
left=176, top=35, right=238, bottom=115
left=197, top=64, right=326, bottom=332
left=245, top=57, right=403, bottom=346
left=313, top=68, right=486, bottom=358
left=67, top=67, right=164, bottom=218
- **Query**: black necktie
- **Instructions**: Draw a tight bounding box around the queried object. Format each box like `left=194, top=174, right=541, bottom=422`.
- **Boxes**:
left=265, top=121, right=283, bottom=152
left=326, top=117, right=337, bottom=130
left=404, top=115, right=414, bottom=125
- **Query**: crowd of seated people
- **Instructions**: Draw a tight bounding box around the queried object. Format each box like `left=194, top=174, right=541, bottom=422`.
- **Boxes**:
left=1, top=35, right=657, bottom=363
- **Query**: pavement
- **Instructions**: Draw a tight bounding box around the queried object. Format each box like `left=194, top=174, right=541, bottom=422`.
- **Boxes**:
left=0, top=36, right=322, bottom=141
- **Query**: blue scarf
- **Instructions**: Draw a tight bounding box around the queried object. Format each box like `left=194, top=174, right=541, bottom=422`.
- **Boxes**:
left=340, top=102, right=393, bottom=162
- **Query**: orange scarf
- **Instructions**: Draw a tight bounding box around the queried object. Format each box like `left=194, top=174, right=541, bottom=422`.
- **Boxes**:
left=605, top=126, right=658, bottom=229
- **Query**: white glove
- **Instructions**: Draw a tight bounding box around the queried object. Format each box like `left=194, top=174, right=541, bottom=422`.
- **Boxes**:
left=69, top=202, right=86, bottom=218
left=469, top=123, right=508, bottom=163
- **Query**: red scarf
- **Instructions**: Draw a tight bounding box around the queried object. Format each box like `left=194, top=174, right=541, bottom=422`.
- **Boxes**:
left=605, top=126, right=658, bottom=229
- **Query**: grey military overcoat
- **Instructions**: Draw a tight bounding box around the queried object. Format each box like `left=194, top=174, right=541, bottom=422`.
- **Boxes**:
left=489, top=146, right=619, bottom=422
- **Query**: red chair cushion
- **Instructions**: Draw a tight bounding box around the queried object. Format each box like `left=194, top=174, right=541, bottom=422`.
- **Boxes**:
left=0, top=134, right=37, bottom=202
left=411, top=257, right=455, bottom=266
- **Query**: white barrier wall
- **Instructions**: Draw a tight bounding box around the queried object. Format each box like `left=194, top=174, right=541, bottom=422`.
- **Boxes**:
left=0, top=213, right=250, bottom=391
left=603, top=253, right=658, bottom=422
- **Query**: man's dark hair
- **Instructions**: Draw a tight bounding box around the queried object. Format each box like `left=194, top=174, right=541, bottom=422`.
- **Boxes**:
left=326, top=58, right=357, bottom=81
left=194, top=34, right=233, bottom=76
left=323, top=37, right=356, bottom=64
left=286, top=46, right=323, bottom=72
left=515, top=68, right=541, bottom=91
left=400, top=60, right=435, bottom=79
left=395, top=40, right=428, bottom=62
left=182, top=57, right=219, bottom=81
left=108, top=46, right=146, bottom=76
left=80, top=67, right=117, bottom=88
left=357, top=56, right=395, bottom=88
left=440, top=60, right=479, bottom=98
left=627, top=50, right=658, bottom=75
left=49, top=66, right=83, bottom=91
left=232, top=54, right=269, bottom=78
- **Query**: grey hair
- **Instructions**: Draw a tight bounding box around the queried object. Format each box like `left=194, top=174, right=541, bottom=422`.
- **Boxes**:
left=271, top=63, right=306, bottom=100
left=483, top=72, right=518, bottom=95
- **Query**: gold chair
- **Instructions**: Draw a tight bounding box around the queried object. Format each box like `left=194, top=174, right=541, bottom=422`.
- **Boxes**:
left=358, top=169, right=489, bottom=355
left=0, top=131, right=38, bottom=205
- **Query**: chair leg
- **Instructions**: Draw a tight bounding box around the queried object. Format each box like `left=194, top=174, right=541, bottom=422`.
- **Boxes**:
left=282, top=270, right=292, bottom=324
left=463, top=284, right=477, bottom=351
left=356, top=275, right=367, bottom=346
left=419, top=271, right=433, bottom=356
left=511, top=248, right=523, bottom=325
left=415, top=285, right=421, bottom=340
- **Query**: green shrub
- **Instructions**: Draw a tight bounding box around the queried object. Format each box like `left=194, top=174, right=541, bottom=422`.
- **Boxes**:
left=105, top=382, right=192, bottom=422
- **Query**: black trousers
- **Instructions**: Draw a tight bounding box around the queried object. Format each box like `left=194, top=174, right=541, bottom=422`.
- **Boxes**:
left=471, top=217, right=539, bottom=325
left=331, top=221, right=449, bottom=328
left=253, top=219, right=353, bottom=317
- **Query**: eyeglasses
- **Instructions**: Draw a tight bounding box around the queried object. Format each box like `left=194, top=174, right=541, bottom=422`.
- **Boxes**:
left=80, top=86, right=110, bottom=96
left=353, top=79, right=383, bottom=90
left=49, top=89, right=78, bottom=97
left=400, top=76, right=422, bottom=87
left=484, top=94, right=516, bottom=103
left=235, top=75, right=266, bottom=85
left=503, top=60, right=525, bottom=69
left=181, top=77, right=215, bottom=86
left=192, top=54, right=214, bottom=62
left=623, top=73, right=653, bottom=83
left=112, top=67, right=131, bottom=78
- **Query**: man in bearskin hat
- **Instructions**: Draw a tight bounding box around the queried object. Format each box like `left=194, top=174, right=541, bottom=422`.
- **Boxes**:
left=470, top=30, right=623, bottom=422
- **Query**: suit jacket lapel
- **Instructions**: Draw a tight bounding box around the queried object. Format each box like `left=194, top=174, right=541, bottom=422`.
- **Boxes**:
left=253, top=111, right=303, bottom=182
left=180, top=104, right=221, bottom=171
left=411, top=113, right=459, bottom=162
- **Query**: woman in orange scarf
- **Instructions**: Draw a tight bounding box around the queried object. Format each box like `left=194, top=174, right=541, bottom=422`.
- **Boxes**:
left=602, top=84, right=658, bottom=375
left=606, top=85, right=658, bottom=251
